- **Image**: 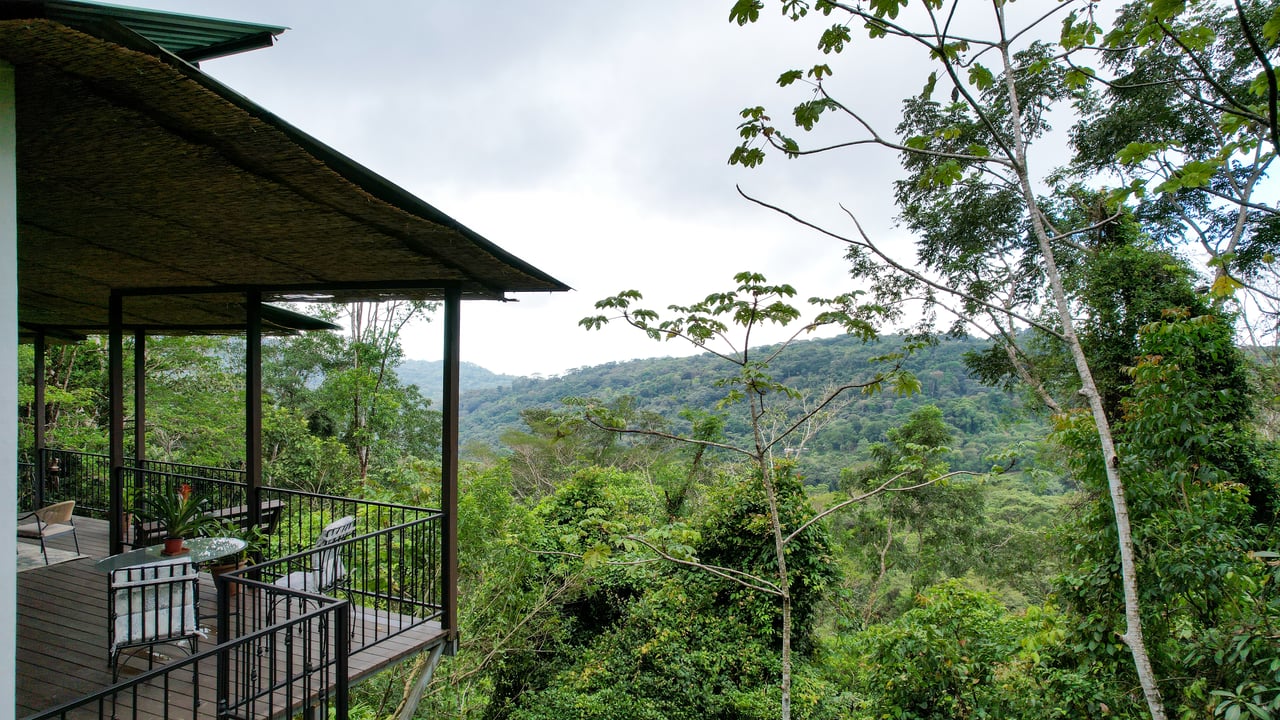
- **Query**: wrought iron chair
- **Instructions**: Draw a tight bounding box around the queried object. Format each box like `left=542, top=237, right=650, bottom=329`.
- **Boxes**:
left=273, top=515, right=356, bottom=601
left=107, top=558, right=203, bottom=683
left=16, top=500, right=79, bottom=564
left=270, top=515, right=357, bottom=626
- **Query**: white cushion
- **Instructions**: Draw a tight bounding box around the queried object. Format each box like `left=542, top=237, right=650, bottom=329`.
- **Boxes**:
left=110, top=560, right=201, bottom=652
left=16, top=521, right=74, bottom=538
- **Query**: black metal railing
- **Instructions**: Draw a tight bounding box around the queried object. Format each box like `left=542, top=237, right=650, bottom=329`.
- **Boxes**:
left=16, top=450, right=250, bottom=521
left=17, top=460, right=34, bottom=512
left=16, top=447, right=446, bottom=720
left=221, top=515, right=442, bottom=662
left=32, top=448, right=113, bottom=516
left=25, top=590, right=349, bottom=720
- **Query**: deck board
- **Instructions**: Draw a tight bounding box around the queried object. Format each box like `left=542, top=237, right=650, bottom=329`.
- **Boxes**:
left=17, top=516, right=446, bottom=719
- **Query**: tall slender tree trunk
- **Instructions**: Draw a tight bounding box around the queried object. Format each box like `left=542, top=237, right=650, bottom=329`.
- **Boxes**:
left=998, top=25, right=1166, bottom=720
left=754, top=402, right=792, bottom=720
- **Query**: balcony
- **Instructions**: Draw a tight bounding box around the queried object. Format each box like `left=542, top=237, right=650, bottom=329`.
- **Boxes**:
left=18, top=450, right=447, bottom=719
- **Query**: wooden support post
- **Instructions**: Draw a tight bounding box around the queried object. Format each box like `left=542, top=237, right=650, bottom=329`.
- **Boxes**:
left=442, top=287, right=460, bottom=653
left=109, top=292, right=124, bottom=555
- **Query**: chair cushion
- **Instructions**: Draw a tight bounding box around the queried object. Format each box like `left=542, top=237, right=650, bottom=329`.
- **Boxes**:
left=113, top=604, right=201, bottom=649
left=17, top=521, right=74, bottom=539
left=274, top=570, right=320, bottom=594
left=110, top=560, right=201, bottom=652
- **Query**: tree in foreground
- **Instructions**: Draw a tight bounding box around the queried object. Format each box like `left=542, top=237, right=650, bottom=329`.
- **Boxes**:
left=722, top=1, right=1260, bottom=715
left=579, top=271, right=974, bottom=719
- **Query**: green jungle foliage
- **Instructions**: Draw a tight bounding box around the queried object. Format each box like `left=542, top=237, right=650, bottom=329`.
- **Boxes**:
left=456, top=333, right=1049, bottom=487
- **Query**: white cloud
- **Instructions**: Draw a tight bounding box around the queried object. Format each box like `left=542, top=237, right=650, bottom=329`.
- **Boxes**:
left=129, top=1, right=929, bottom=375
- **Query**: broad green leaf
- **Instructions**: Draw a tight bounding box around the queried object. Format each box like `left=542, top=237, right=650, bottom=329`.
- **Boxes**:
left=728, top=0, right=762, bottom=26
left=729, top=145, right=767, bottom=167
left=967, top=64, right=994, bottom=90
left=904, top=135, right=929, bottom=150
left=868, top=0, right=906, bottom=19
left=778, top=69, right=804, bottom=87
left=1249, top=70, right=1280, bottom=98
left=1177, top=25, right=1215, bottom=51
left=808, top=63, right=832, bottom=80
left=1064, top=66, right=1095, bottom=90
left=1210, top=274, right=1244, bottom=297
left=818, top=24, right=851, bottom=54
left=1116, top=141, right=1160, bottom=166
left=793, top=99, right=831, bottom=130
left=1265, top=6, right=1280, bottom=42
left=1150, top=0, right=1187, bottom=20
left=921, top=70, right=938, bottom=100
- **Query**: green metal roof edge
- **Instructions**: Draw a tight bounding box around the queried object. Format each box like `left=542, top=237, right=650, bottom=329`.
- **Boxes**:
left=42, top=0, right=286, bottom=61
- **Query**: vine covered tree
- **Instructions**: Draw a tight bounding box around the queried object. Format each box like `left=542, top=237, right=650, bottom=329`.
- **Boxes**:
left=720, top=0, right=1280, bottom=715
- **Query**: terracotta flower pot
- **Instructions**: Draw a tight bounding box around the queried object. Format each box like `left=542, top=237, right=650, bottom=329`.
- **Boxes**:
left=162, top=536, right=186, bottom=555
left=210, top=558, right=249, bottom=596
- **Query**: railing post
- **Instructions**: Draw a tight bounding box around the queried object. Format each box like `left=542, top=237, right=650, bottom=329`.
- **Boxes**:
left=335, top=602, right=350, bottom=720
left=217, top=573, right=231, bottom=718
left=133, top=329, right=146, bottom=468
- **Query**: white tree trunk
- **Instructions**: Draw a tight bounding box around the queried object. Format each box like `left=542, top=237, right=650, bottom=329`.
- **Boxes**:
left=998, top=29, right=1167, bottom=719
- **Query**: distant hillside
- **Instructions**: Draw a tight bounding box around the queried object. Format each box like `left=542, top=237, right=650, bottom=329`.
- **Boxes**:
left=395, top=359, right=522, bottom=405
left=452, top=334, right=1047, bottom=487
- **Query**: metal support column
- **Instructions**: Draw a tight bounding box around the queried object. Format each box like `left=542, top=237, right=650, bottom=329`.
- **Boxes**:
left=108, top=292, right=124, bottom=555
left=441, top=287, right=460, bottom=653
left=33, top=330, right=45, bottom=509
left=245, top=291, right=263, bottom=531
left=134, top=330, right=146, bottom=469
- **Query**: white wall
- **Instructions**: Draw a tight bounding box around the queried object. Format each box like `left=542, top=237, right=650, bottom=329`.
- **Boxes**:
left=0, top=59, right=18, bottom=720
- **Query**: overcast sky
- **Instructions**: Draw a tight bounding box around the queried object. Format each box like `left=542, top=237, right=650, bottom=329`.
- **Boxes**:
left=126, top=1, right=929, bottom=377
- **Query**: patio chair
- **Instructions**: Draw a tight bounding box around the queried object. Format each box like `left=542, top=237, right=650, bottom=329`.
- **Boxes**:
left=108, top=558, right=203, bottom=683
left=16, top=500, right=79, bottom=564
left=270, top=515, right=357, bottom=620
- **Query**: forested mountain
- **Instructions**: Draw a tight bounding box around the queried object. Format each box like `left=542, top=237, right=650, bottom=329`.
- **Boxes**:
left=395, top=359, right=521, bottom=404
left=450, top=333, right=1047, bottom=485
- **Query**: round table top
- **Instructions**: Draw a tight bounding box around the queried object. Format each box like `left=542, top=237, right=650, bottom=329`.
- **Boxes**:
left=95, top=536, right=247, bottom=573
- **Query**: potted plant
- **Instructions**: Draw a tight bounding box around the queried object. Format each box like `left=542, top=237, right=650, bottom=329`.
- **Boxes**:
left=135, top=483, right=214, bottom=555
left=204, top=519, right=265, bottom=595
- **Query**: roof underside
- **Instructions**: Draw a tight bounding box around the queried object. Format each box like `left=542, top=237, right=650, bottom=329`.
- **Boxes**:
left=0, top=12, right=568, bottom=338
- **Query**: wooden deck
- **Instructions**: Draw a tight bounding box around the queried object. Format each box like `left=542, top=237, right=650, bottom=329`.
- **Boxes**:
left=17, top=516, right=446, bottom=719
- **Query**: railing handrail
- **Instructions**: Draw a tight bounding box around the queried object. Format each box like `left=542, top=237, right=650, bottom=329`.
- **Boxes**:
left=27, top=447, right=439, bottom=514
left=263, top=485, right=438, bottom=515
left=132, top=467, right=245, bottom=486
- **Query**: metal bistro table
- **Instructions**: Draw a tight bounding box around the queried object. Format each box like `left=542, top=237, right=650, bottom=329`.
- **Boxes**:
left=95, top=536, right=247, bottom=573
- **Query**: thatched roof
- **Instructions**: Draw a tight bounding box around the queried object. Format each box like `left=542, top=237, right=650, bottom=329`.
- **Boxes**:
left=1, top=6, right=568, bottom=337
